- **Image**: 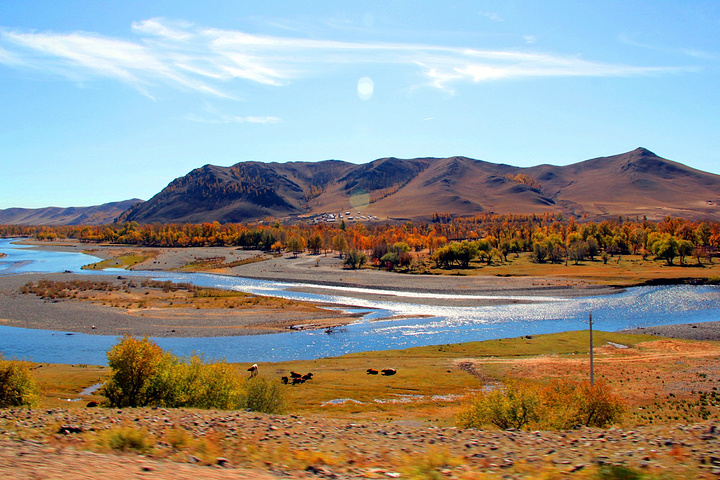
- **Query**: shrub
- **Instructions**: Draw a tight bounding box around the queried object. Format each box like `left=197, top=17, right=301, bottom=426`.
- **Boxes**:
left=100, top=336, right=167, bottom=407
left=97, top=425, right=154, bottom=453
left=100, top=336, right=274, bottom=411
left=458, top=379, right=624, bottom=430
left=243, top=377, right=285, bottom=414
left=165, top=355, right=244, bottom=409
left=0, top=356, right=40, bottom=408
left=344, top=249, right=367, bottom=269
left=399, top=448, right=462, bottom=480
left=540, top=379, right=625, bottom=429
left=457, top=381, right=540, bottom=430
left=597, top=464, right=644, bottom=480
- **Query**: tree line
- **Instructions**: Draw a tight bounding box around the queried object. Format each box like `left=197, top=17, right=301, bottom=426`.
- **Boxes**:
left=2, top=213, right=719, bottom=269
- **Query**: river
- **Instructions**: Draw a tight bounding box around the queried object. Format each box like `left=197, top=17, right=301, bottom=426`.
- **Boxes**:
left=1, top=238, right=718, bottom=365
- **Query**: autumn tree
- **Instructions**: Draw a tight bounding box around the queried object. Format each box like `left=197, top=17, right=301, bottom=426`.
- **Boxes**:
left=285, top=235, right=306, bottom=258
left=677, top=239, right=695, bottom=265
left=344, top=249, right=367, bottom=269
left=332, top=234, right=348, bottom=257
left=307, top=232, right=322, bottom=255
left=649, top=233, right=679, bottom=265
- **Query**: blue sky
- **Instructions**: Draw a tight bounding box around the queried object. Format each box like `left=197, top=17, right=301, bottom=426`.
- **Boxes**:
left=1, top=1, right=719, bottom=209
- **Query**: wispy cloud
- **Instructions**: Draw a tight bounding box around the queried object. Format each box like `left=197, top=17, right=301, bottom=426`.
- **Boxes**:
left=185, top=102, right=280, bottom=124
left=618, top=33, right=718, bottom=60
left=479, top=11, right=504, bottom=22
left=0, top=18, right=689, bottom=98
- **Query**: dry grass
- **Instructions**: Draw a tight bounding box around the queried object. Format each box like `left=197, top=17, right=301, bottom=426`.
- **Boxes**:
left=31, top=363, right=107, bottom=408
left=21, top=278, right=330, bottom=314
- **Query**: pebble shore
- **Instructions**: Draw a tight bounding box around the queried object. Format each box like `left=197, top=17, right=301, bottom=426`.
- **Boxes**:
left=2, top=408, right=719, bottom=478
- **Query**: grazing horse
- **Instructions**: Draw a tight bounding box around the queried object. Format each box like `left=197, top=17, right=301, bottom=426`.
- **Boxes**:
left=366, top=368, right=379, bottom=375
left=247, top=363, right=258, bottom=378
left=281, top=376, right=289, bottom=384
left=302, top=373, right=314, bottom=381
left=290, top=371, right=303, bottom=379
left=381, top=368, right=396, bottom=376
left=291, top=376, right=305, bottom=385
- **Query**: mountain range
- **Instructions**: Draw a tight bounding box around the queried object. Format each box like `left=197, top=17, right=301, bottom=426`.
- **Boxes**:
left=0, top=199, right=142, bottom=226
left=118, top=148, right=720, bottom=223
left=2, top=148, right=719, bottom=225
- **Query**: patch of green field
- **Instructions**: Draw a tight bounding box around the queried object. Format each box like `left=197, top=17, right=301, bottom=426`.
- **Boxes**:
left=388, top=330, right=655, bottom=358
left=82, top=252, right=156, bottom=270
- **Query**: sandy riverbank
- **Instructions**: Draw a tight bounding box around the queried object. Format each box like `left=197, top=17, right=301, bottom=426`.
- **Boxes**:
left=619, top=321, right=720, bottom=341
left=0, top=272, right=360, bottom=337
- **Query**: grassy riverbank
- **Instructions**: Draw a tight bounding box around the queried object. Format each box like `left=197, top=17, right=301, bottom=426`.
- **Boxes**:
left=29, top=330, right=720, bottom=427
left=5, top=330, right=720, bottom=479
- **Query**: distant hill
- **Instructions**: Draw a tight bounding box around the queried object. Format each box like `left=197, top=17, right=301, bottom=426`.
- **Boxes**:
left=118, top=148, right=720, bottom=223
left=0, top=199, right=143, bottom=226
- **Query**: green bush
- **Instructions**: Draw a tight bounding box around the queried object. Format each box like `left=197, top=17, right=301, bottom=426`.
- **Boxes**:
left=457, top=381, right=540, bottom=430
left=162, top=355, right=245, bottom=409
left=458, top=379, right=624, bottom=430
left=97, top=425, right=154, bottom=453
left=100, top=336, right=280, bottom=412
left=243, top=377, right=285, bottom=414
left=0, top=355, right=40, bottom=408
left=597, top=464, right=644, bottom=480
left=100, top=335, right=168, bottom=407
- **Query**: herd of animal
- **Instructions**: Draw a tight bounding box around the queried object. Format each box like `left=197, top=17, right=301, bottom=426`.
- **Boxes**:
left=247, top=364, right=397, bottom=384
left=281, top=371, right=314, bottom=385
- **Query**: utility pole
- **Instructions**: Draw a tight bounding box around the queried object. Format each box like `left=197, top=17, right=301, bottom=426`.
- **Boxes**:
left=589, top=312, right=594, bottom=386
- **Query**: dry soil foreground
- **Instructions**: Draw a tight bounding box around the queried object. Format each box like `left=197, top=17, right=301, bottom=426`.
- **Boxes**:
left=2, top=408, right=720, bottom=479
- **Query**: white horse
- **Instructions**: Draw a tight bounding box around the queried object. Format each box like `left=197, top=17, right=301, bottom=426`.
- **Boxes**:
left=247, top=363, right=258, bottom=377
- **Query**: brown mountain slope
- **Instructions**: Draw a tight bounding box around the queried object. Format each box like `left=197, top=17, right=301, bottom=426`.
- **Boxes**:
left=119, top=148, right=720, bottom=223
left=0, top=199, right=143, bottom=226
left=523, top=148, right=720, bottom=219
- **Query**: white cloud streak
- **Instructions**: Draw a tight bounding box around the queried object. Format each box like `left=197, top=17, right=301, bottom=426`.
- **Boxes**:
left=185, top=103, right=280, bottom=124
left=618, top=33, right=718, bottom=61
left=478, top=11, right=504, bottom=22
left=0, top=18, right=688, bottom=97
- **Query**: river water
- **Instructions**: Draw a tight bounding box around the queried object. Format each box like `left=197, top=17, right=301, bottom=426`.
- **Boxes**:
left=1, top=238, right=718, bottom=365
